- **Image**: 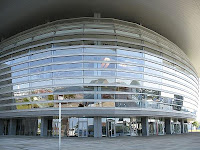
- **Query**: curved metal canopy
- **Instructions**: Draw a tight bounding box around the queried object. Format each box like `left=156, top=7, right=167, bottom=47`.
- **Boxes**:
left=1, top=0, right=200, bottom=76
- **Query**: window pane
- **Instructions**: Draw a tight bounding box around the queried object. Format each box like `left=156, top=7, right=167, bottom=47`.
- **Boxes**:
left=145, top=61, right=162, bottom=69
left=118, top=57, right=144, bottom=64
left=62, top=94, right=83, bottom=100
left=52, top=63, right=82, bottom=70
left=30, top=88, right=53, bottom=94
left=84, top=63, right=116, bottom=69
left=12, top=70, right=28, bottom=77
left=13, top=56, right=28, bottom=64
left=145, top=54, right=162, bottom=63
left=30, top=66, right=52, bottom=73
left=144, top=68, right=162, bottom=76
left=101, top=94, right=114, bottom=99
left=12, top=63, right=28, bottom=71
left=116, top=79, right=142, bottom=86
left=118, top=49, right=143, bottom=57
left=30, top=58, right=51, bottom=67
left=0, top=73, right=11, bottom=80
left=0, top=86, right=12, bottom=93
left=54, top=79, right=83, bottom=85
left=53, top=71, right=82, bottom=77
left=84, top=48, right=116, bottom=54
left=12, top=76, right=28, bottom=83
left=84, top=78, right=115, bottom=84
left=30, top=73, right=52, bottom=80
left=84, top=55, right=117, bottom=61
left=84, top=71, right=115, bottom=76
left=0, top=61, right=12, bottom=68
left=53, top=48, right=82, bottom=55
left=54, top=86, right=83, bottom=92
left=117, top=72, right=143, bottom=79
left=30, top=51, right=51, bottom=60
left=13, top=83, right=29, bottom=90
left=53, top=56, right=82, bottom=62
left=31, top=80, right=52, bottom=87
left=117, top=64, right=143, bottom=72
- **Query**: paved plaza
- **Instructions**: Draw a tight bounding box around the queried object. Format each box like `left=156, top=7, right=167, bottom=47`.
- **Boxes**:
left=0, top=133, right=200, bottom=150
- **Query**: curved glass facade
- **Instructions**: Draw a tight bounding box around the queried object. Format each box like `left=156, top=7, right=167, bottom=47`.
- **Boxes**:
left=0, top=18, right=198, bottom=118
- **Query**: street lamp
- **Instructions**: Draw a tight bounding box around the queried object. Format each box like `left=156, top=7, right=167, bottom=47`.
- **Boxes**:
left=59, top=102, right=61, bottom=150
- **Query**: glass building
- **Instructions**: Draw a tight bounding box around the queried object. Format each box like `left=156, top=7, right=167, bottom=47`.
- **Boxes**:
left=0, top=17, right=198, bottom=137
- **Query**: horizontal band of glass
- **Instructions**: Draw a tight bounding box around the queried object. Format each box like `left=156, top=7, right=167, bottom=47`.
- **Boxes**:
left=2, top=65, right=198, bottom=94
left=0, top=38, right=197, bottom=82
left=0, top=99, right=197, bottom=112
left=0, top=75, right=198, bottom=102
left=4, top=93, right=196, bottom=108
left=0, top=39, right=195, bottom=81
left=0, top=85, right=193, bottom=99
left=0, top=43, right=193, bottom=80
left=0, top=44, right=197, bottom=84
left=0, top=73, right=197, bottom=102
left=0, top=85, right=198, bottom=106
left=0, top=54, right=198, bottom=90
left=0, top=44, right=197, bottom=82
left=0, top=79, right=198, bottom=105
left=4, top=93, right=192, bottom=108
left=1, top=60, right=197, bottom=92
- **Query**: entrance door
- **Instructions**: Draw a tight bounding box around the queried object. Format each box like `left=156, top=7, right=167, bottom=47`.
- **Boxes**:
left=130, top=122, right=138, bottom=136
left=3, top=120, right=9, bottom=135
left=157, top=121, right=165, bottom=135
left=149, top=122, right=156, bottom=135
left=106, top=119, right=116, bottom=137
left=172, top=122, right=181, bottom=134
left=78, top=119, right=88, bottom=137
left=184, top=123, right=188, bottom=133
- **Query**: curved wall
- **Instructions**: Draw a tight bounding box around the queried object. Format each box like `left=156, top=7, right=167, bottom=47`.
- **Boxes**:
left=0, top=18, right=198, bottom=118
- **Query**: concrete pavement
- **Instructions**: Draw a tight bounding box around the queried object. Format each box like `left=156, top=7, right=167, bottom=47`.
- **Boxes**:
left=0, top=133, right=200, bottom=150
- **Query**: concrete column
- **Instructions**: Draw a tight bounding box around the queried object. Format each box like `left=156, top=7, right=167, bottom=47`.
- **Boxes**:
left=165, top=118, right=171, bottom=134
left=94, top=117, right=102, bottom=138
left=41, top=117, right=52, bottom=136
left=47, top=118, right=52, bottom=136
left=8, top=119, right=16, bottom=135
left=181, top=119, right=184, bottom=133
left=41, top=117, right=48, bottom=136
left=24, top=118, right=38, bottom=136
left=141, top=117, right=149, bottom=136
left=0, top=119, right=3, bottom=135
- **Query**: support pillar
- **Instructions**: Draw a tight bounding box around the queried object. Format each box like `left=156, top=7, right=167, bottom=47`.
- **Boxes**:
left=141, top=117, right=149, bottom=136
left=41, top=117, right=52, bottom=136
left=0, top=119, right=3, bottom=135
left=181, top=119, right=184, bottom=133
left=94, top=117, right=102, bottom=138
left=165, top=118, right=171, bottom=134
left=24, top=118, right=38, bottom=136
left=8, top=119, right=16, bottom=135
left=41, top=117, right=48, bottom=136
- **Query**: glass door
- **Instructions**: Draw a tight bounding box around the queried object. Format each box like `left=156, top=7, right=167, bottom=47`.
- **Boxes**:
left=130, top=121, right=138, bottom=136
left=106, top=119, right=116, bottom=137
left=78, top=119, right=88, bottom=137
left=172, top=122, right=181, bottom=134
left=149, top=122, right=156, bottom=135
left=184, top=123, right=188, bottom=133
left=157, top=121, right=164, bottom=135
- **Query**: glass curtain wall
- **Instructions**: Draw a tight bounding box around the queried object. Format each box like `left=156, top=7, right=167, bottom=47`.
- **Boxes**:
left=0, top=17, right=198, bottom=119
